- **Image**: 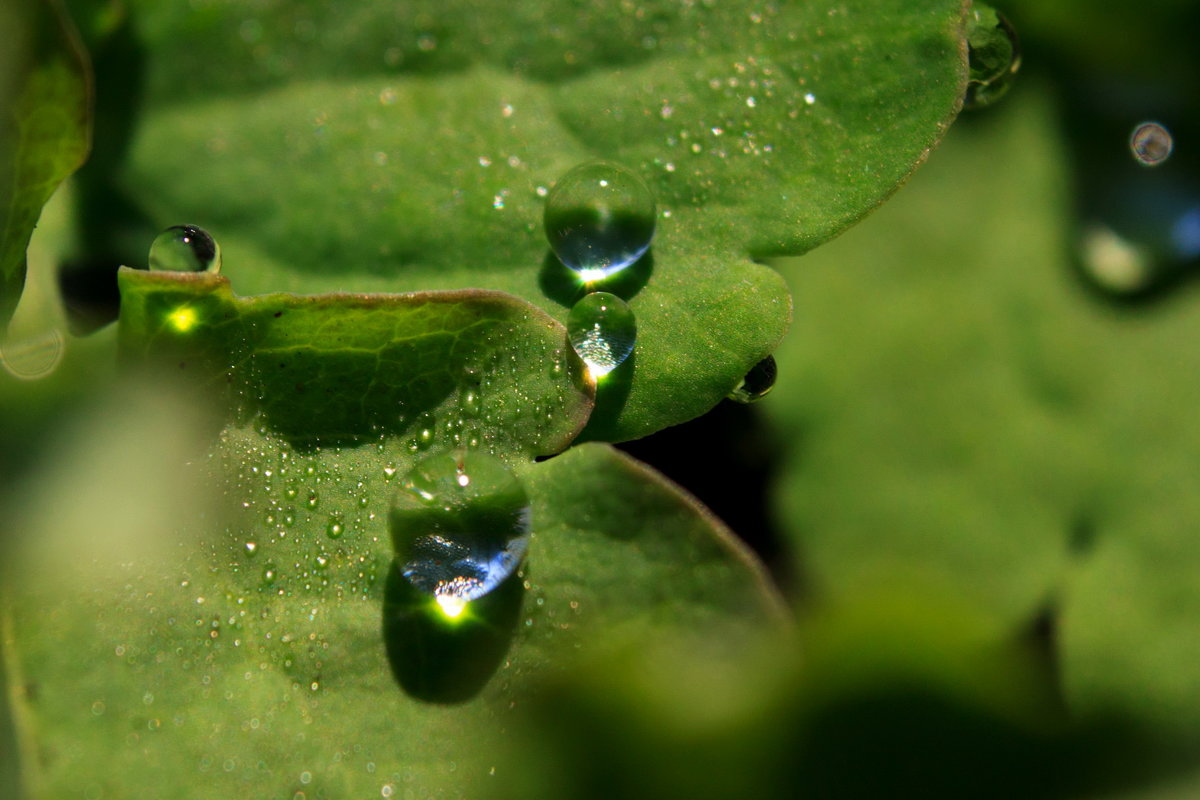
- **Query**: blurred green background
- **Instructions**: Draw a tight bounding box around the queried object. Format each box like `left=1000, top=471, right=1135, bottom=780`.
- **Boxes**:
left=5, top=0, right=1200, bottom=798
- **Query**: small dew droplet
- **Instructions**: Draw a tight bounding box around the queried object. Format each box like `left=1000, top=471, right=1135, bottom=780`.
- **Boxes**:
left=963, top=6, right=1020, bottom=110
left=326, top=514, right=345, bottom=540
left=566, top=292, right=636, bottom=379
left=727, top=355, right=777, bottom=404
left=149, top=225, right=222, bottom=273
left=544, top=161, right=656, bottom=283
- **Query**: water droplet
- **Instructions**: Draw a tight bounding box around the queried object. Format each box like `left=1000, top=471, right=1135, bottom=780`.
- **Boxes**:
left=326, top=514, right=344, bottom=540
left=963, top=6, right=1020, bottom=110
left=148, top=225, right=222, bottom=273
left=1130, top=122, right=1173, bottom=167
left=567, top=292, right=636, bottom=379
left=390, top=451, right=530, bottom=616
left=544, top=160, right=656, bottom=282
left=727, top=355, right=777, bottom=403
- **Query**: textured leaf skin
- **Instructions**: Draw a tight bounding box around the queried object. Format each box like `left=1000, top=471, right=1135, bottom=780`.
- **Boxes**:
left=9, top=437, right=784, bottom=797
left=117, top=267, right=593, bottom=454
left=113, top=0, right=969, bottom=440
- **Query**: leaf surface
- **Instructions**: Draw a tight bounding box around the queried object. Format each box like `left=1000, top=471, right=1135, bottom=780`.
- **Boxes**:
left=9, top=427, right=783, bottom=797
left=102, top=0, right=969, bottom=440
left=0, top=0, right=90, bottom=327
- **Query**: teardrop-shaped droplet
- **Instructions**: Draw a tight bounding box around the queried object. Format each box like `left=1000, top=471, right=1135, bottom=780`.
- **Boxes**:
left=963, top=5, right=1020, bottom=110
left=567, top=291, right=636, bottom=378
left=545, top=160, right=656, bottom=282
left=148, top=225, right=222, bottom=273
left=727, top=355, right=777, bottom=404
left=1130, top=122, right=1173, bottom=167
left=389, top=451, right=530, bottom=619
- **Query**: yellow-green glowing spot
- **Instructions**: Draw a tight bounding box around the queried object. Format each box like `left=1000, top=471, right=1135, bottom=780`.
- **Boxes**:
left=435, top=593, right=469, bottom=620
left=167, top=306, right=199, bottom=333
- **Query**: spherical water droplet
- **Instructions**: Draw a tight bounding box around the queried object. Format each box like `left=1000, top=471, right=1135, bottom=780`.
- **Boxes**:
left=544, top=161, right=655, bottom=282
left=567, top=292, right=636, bottom=378
left=326, top=514, right=344, bottom=540
left=727, top=355, right=777, bottom=403
left=148, top=225, right=222, bottom=273
left=963, top=6, right=1020, bottom=110
left=390, top=451, right=530, bottom=613
left=1130, top=122, right=1173, bottom=167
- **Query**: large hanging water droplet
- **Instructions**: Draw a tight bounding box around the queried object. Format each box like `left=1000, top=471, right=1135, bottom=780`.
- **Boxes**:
left=390, top=451, right=530, bottom=618
left=567, top=291, right=636, bottom=378
left=963, top=5, right=1020, bottom=110
left=148, top=225, right=222, bottom=273
left=544, top=160, right=656, bottom=282
left=727, top=355, right=777, bottom=404
left=1130, top=122, right=1173, bottom=167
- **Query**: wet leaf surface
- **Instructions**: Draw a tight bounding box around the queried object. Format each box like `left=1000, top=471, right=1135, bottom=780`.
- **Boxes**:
left=9, top=428, right=783, bottom=797
left=104, top=0, right=968, bottom=440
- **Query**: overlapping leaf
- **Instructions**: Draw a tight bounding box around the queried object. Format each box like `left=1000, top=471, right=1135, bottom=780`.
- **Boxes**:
left=102, top=0, right=969, bottom=440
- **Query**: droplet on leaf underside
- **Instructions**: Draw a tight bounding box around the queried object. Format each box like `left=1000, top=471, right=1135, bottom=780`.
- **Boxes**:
left=389, top=451, right=530, bottom=620
left=567, top=291, right=636, bottom=379
left=963, top=5, right=1020, bottom=110
left=148, top=225, right=222, bottom=273
left=545, top=160, right=656, bottom=282
left=727, top=355, right=777, bottom=404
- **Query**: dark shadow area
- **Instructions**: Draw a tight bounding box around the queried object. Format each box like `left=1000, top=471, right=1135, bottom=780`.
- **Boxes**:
left=57, top=9, right=157, bottom=335
left=786, top=686, right=1182, bottom=799
left=538, top=249, right=654, bottom=309
left=59, top=256, right=145, bottom=335
left=1057, top=76, right=1200, bottom=307
left=576, top=349, right=636, bottom=441
left=1020, top=600, right=1067, bottom=716
left=382, top=561, right=524, bottom=704
left=616, top=400, right=795, bottom=593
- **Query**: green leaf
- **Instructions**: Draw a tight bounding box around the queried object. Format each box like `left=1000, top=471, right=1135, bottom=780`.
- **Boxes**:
left=0, top=0, right=90, bottom=328
left=768, top=92, right=1089, bottom=629
left=99, top=0, right=968, bottom=440
left=8, top=408, right=783, bottom=795
left=117, top=268, right=593, bottom=453
left=768, top=84, right=1200, bottom=759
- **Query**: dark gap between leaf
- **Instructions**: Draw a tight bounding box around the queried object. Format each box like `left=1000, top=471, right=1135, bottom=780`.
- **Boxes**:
left=537, top=249, right=654, bottom=309
left=616, top=400, right=797, bottom=595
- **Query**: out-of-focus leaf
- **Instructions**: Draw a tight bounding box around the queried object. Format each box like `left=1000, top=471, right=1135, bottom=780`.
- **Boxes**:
left=768, top=85, right=1200, bottom=765
left=9, top=430, right=783, bottom=796
left=0, top=0, right=90, bottom=327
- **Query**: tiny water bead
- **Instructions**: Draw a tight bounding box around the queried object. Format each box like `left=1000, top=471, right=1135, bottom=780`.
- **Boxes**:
left=389, top=451, right=530, bottom=620
left=963, top=5, right=1020, bottom=110
left=566, top=291, right=636, bottom=379
left=1130, top=122, right=1173, bottom=167
left=727, top=355, right=777, bottom=404
left=148, top=225, right=222, bottom=273
left=544, top=160, right=656, bottom=282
